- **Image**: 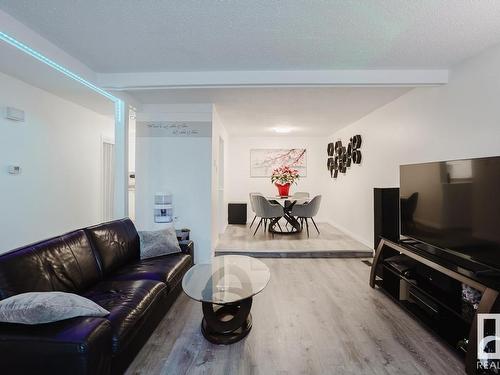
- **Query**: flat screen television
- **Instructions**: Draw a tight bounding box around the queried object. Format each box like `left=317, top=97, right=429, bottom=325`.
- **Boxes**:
left=400, top=156, right=500, bottom=272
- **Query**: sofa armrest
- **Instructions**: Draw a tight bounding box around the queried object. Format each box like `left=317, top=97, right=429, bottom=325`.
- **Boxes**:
left=176, top=229, right=190, bottom=241
left=0, top=317, right=112, bottom=375
left=179, top=240, right=194, bottom=258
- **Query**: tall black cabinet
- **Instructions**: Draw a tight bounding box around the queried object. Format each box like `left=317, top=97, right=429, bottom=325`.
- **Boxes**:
left=373, top=187, right=400, bottom=249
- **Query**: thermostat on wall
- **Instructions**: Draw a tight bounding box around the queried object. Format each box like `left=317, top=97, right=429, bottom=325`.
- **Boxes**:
left=8, top=165, right=21, bottom=175
left=5, top=107, right=25, bottom=122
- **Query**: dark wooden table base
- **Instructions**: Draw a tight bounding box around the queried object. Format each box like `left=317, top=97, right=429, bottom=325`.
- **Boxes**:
left=201, top=297, right=253, bottom=345
left=269, top=213, right=302, bottom=234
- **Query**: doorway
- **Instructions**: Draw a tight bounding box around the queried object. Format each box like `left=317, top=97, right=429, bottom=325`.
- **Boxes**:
left=218, top=136, right=225, bottom=234
left=101, top=138, right=115, bottom=221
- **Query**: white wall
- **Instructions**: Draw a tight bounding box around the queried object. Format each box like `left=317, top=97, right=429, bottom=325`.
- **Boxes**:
left=134, top=104, right=214, bottom=263
left=135, top=135, right=212, bottom=264
left=211, top=107, right=229, bottom=246
left=0, top=72, right=114, bottom=253
left=326, top=43, right=500, bottom=249
left=226, top=136, right=330, bottom=222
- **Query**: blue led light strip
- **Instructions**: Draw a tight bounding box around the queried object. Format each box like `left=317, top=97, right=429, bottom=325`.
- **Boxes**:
left=0, top=31, right=122, bottom=107
left=115, top=99, right=124, bottom=123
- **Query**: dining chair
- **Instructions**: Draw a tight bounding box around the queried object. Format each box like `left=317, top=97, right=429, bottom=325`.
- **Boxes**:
left=248, top=192, right=263, bottom=228
left=290, top=195, right=322, bottom=237
left=252, top=195, right=284, bottom=236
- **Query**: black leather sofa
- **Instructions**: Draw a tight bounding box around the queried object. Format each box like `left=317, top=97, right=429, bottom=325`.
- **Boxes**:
left=0, top=218, right=193, bottom=375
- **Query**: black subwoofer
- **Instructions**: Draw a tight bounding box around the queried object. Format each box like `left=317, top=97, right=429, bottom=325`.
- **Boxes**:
left=228, top=203, right=247, bottom=225
left=373, top=188, right=400, bottom=249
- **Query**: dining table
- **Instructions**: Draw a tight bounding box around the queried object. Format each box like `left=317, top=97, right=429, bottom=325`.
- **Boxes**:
left=265, top=196, right=310, bottom=234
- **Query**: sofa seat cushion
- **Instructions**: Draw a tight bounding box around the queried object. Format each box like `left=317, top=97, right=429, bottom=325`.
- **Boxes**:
left=82, top=280, right=166, bottom=354
left=107, top=253, right=192, bottom=292
left=0, top=316, right=112, bottom=375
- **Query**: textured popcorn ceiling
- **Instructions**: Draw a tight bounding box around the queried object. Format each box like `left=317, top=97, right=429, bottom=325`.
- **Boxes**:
left=1, top=0, right=500, bottom=73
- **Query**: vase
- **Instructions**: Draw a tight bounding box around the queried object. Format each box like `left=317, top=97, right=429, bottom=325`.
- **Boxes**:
left=275, top=183, right=291, bottom=197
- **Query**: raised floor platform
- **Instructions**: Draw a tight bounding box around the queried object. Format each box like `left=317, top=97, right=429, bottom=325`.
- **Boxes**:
left=216, top=222, right=373, bottom=258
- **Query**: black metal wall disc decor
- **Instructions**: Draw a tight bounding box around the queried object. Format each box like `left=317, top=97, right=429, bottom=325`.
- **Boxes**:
left=327, top=142, right=334, bottom=156
left=327, top=157, right=335, bottom=177
left=352, top=134, right=362, bottom=149
left=327, top=134, right=362, bottom=179
left=352, top=150, right=362, bottom=164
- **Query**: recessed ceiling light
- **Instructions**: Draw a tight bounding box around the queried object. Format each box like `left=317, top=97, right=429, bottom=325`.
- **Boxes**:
left=273, top=127, right=292, bottom=134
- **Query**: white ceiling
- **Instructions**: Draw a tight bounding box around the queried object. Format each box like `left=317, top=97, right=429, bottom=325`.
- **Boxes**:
left=127, top=87, right=411, bottom=136
left=1, top=1, right=500, bottom=73
left=1, top=1, right=499, bottom=136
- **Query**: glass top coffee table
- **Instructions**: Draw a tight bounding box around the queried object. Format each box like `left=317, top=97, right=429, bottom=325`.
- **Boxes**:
left=182, top=255, right=270, bottom=344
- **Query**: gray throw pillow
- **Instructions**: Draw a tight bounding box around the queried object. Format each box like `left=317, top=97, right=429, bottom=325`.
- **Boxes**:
left=0, top=292, right=109, bottom=325
left=139, top=226, right=181, bottom=259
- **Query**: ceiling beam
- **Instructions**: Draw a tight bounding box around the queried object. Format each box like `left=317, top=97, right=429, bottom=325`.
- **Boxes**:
left=98, top=69, right=448, bottom=90
left=0, top=10, right=97, bottom=84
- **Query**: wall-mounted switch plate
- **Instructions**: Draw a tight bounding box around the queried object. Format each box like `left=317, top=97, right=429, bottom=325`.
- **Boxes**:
left=5, top=107, right=25, bottom=122
left=8, top=165, right=21, bottom=175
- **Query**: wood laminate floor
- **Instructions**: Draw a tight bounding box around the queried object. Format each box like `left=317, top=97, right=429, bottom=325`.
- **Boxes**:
left=125, top=259, right=465, bottom=375
left=216, top=223, right=372, bottom=258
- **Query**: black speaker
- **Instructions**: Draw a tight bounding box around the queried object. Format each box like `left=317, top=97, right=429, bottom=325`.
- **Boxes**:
left=228, top=203, right=247, bottom=225
left=373, top=188, right=400, bottom=249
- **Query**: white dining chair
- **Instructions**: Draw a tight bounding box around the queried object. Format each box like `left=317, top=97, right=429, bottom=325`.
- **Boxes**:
left=248, top=192, right=263, bottom=228
left=252, top=195, right=284, bottom=236
left=290, top=195, right=322, bottom=237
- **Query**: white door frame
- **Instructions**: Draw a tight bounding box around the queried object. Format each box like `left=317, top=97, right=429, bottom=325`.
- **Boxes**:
left=101, top=136, right=115, bottom=222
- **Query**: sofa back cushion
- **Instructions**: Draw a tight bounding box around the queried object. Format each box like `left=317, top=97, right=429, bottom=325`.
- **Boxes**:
left=0, top=230, right=101, bottom=300
left=85, top=218, right=140, bottom=275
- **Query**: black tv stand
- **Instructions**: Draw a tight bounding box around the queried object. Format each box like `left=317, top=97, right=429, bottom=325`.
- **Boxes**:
left=474, top=269, right=500, bottom=278
left=370, top=238, right=500, bottom=375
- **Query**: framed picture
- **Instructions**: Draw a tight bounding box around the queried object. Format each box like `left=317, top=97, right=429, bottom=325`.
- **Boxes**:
left=250, top=148, right=307, bottom=177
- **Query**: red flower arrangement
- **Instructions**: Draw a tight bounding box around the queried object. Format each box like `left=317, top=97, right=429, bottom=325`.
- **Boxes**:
left=271, top=166, right=300, bottom=185
left=271, top=166, right=299, bottom=196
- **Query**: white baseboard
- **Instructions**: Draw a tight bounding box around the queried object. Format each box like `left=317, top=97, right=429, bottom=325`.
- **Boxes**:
left=326, top=220, right=374, bottom=252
